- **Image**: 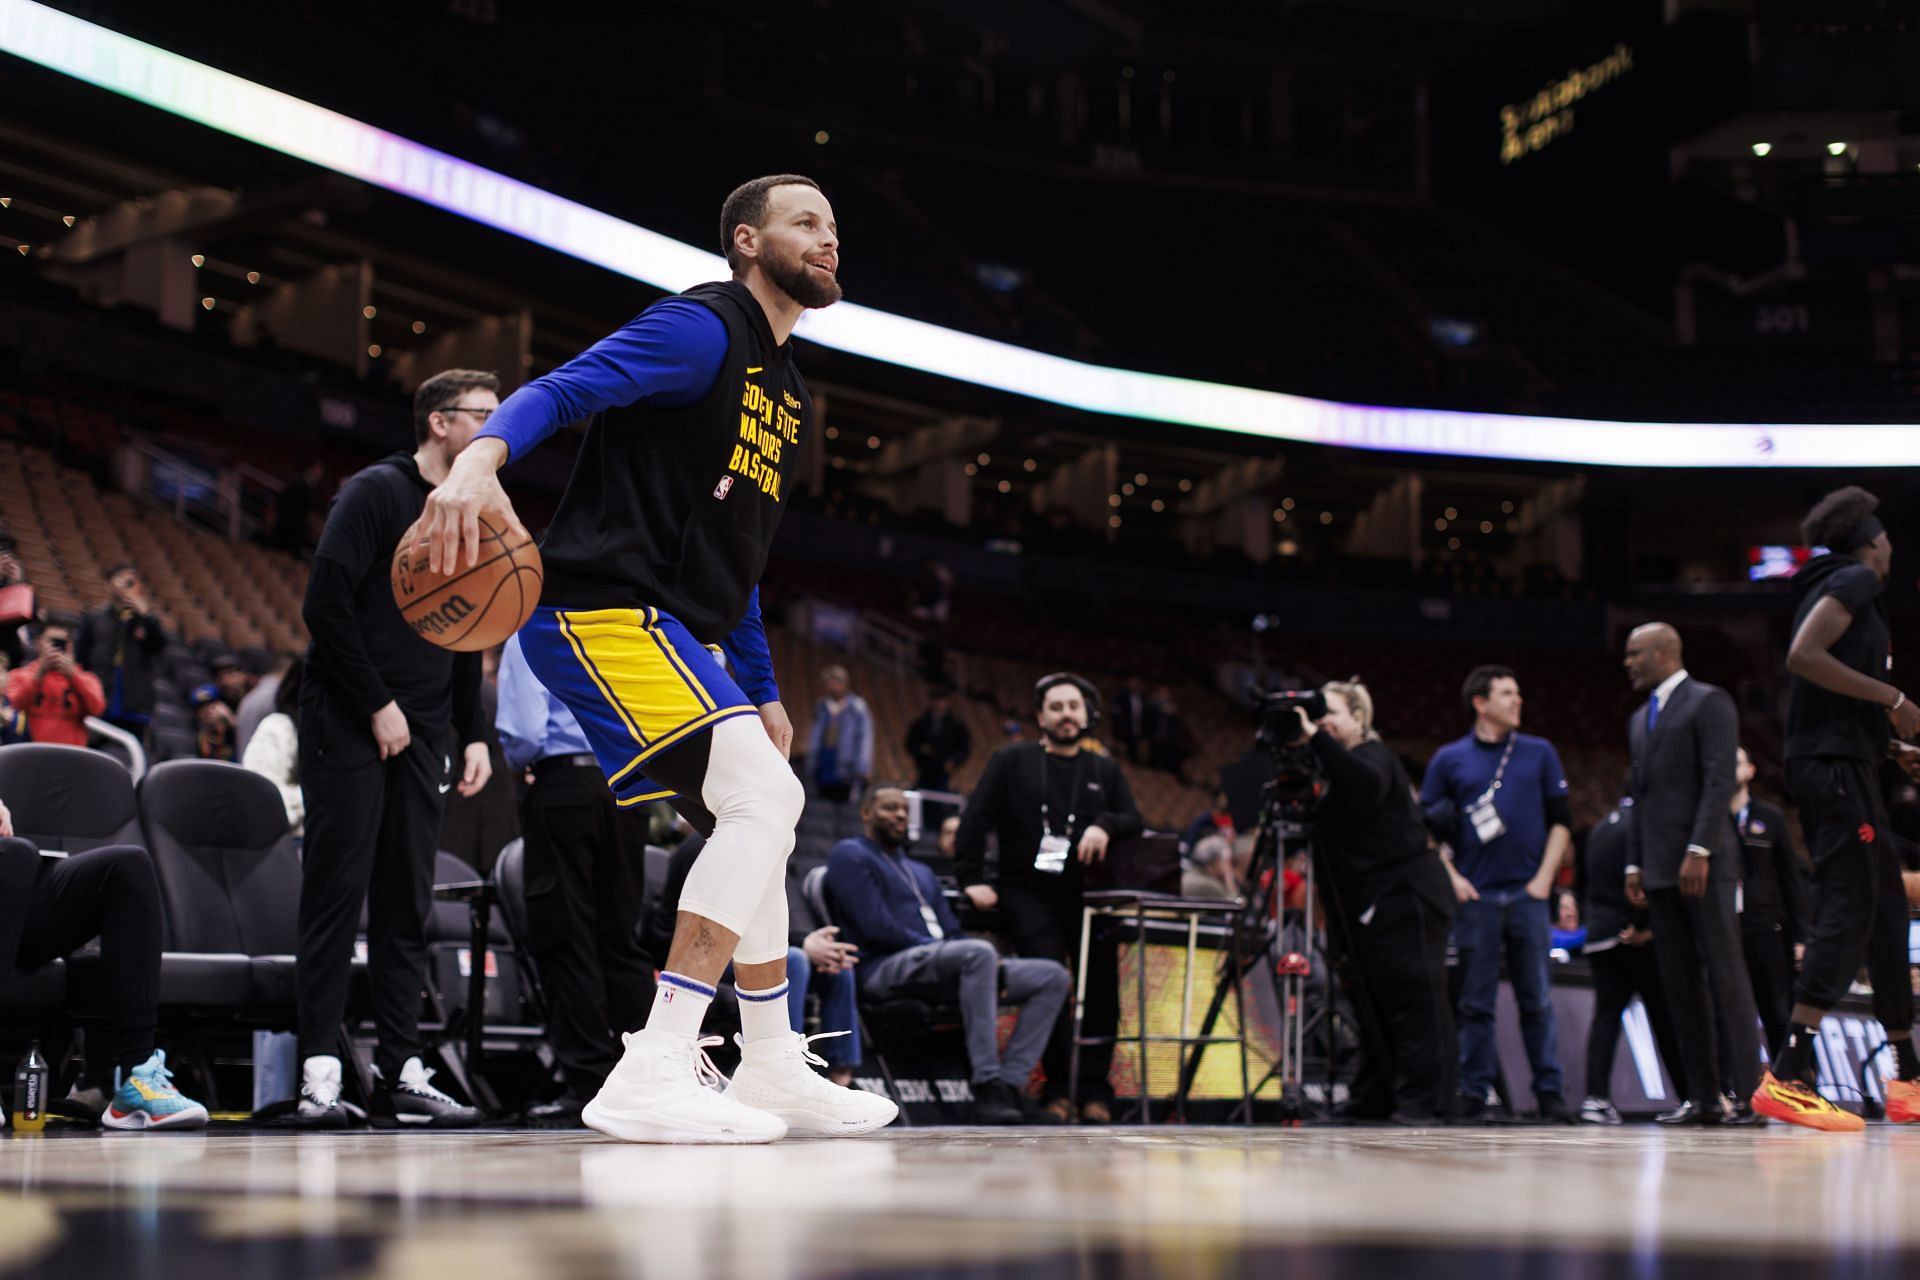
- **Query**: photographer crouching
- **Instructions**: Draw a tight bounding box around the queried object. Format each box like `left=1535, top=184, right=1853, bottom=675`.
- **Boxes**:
left=1291, top=681, right=1456, bottom=1124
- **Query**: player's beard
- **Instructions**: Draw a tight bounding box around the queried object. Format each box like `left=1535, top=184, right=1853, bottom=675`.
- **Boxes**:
left=1044, top=719, right=1085, bottom=747
left=767, top=246, right=843, bottom=309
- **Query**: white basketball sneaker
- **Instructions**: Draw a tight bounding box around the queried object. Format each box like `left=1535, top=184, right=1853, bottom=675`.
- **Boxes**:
left=582, top=1031, right=788, bottom=1144
left=725, top=1031, right=899, bottom=1136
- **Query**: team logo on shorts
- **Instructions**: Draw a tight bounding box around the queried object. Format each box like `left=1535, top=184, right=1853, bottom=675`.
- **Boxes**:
left=713, top=475, right=734, bottom=500
left=1859, top=823, right=1877, bottom=845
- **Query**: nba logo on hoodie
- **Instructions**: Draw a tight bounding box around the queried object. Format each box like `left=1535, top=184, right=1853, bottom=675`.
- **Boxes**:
left=713, top=475, right=734, bottom=500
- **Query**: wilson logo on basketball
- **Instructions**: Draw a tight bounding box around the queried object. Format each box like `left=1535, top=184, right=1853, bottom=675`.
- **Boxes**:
left=410, top=593, right=476, bottom=638
left=1859, top=823, right=1877, bottom=844
left=389, top=515, right=543, bottom=652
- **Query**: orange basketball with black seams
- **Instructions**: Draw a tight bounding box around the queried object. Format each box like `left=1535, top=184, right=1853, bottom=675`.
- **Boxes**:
left=391, top=516, right=543, bottom=652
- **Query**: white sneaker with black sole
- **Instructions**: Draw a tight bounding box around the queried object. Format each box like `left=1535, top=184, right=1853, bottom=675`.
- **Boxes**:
left=378, top=1057, right=480, bottom=1128
left=286, top=1054, right=349, bottom=1129
left=1579, top=1096, right=1624, bottom=1126
left=582, top=1030, right=788, bottom=1144
left=725, top=1031, right=898, bottom=1136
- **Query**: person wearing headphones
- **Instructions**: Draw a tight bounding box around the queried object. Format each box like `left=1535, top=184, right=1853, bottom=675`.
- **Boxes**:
left=954, top=673, right=1143, bottom=1123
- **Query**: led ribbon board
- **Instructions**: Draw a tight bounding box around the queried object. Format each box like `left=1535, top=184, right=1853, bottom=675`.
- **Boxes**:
left=3, top=0, right=1917, bottom=467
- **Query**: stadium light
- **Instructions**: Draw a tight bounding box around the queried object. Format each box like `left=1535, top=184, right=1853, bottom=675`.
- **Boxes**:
left=3, top=0, right=1920, bottom=468
left=1827, top=142, right=1848, bottom=156
left=1750, top=142, right=1771, bottom=157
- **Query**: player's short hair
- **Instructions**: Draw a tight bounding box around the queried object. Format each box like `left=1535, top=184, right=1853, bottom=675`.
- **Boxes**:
left=1803, top=485, right=1881, bottom=551
left=413, top=369, right=499, bottom=445
left=719, top=175, right=822, bottom=272
left=1461, top=664, right=1517, bottom=712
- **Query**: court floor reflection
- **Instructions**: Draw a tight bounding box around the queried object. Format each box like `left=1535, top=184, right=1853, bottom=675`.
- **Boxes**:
left=3, top=1126, right=1920, bottom=1279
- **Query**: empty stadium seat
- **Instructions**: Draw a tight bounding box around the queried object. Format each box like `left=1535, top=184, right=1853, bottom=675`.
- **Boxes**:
left=136, top=759, right=301, bottom=1010
left=0, top=743, right=144, bottom=852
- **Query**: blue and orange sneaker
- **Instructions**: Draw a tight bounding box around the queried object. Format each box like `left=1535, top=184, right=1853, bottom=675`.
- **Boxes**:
left=101, top=1051, right=209, bottom=1131
left=1750, top=1071, right=1864, bottom=1133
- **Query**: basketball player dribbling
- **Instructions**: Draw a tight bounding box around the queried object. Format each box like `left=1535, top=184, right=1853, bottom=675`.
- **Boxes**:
left=419, top=175, right=896, bottom=1142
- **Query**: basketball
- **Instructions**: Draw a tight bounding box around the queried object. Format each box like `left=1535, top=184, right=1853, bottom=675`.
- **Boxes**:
left=390, top=516, right=543, bottom=651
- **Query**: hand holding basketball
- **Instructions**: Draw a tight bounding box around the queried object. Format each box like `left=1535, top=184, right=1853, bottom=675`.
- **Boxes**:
left=392, top=515, right=543, bottom=652
left=420, top=439, right=527, bottom=574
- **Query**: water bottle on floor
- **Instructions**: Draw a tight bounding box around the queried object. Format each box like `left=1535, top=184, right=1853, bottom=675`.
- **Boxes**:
left=12, top=1042, right=49, bottom=1133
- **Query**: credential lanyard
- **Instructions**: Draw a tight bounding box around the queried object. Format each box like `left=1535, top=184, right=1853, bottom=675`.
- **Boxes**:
left=1039, top=752, right=1087, bottom=843
left=885, top=845, right=944, bottom=940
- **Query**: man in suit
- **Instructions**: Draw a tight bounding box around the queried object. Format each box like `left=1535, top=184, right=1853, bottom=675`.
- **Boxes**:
left=1577, top=801, right=1686, bottom=1124
left=1730, top=747, right=1809, bottom=1052
left=1621, top=622, right=1764, bottom=1125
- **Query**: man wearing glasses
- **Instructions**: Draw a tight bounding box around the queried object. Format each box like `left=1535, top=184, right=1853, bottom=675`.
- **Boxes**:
left=286, top=369, right=497, bottom=1129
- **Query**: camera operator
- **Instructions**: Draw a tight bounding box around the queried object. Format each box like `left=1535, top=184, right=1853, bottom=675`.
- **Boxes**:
left=1292, top=682, right=1456, bottom=1124
left=956, top=672, right=1142, bottom=1123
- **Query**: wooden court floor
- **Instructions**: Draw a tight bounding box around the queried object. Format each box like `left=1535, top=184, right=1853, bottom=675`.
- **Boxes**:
left=3, top=1123, right=1919, bottom=1278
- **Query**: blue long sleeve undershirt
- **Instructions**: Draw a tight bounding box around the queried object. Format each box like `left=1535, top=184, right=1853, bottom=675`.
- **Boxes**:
left=476, top=298, right=727, bottom=463
left=478, top=297, right=779, bottom=704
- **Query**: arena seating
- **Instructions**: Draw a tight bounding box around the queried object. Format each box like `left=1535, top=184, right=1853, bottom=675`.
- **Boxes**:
left=0, top=440, right=308, bottom=653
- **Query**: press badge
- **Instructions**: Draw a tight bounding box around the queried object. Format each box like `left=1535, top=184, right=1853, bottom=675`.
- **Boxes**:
left=1035, top=833, right=1071, bottom=875
left=1467, top=790, right=1507, bottom=843
left=921, top=905, right=946, bottom=939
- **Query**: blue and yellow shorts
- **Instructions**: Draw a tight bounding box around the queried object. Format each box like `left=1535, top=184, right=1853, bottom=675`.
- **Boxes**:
left=518, top=605, right=759, bottom=807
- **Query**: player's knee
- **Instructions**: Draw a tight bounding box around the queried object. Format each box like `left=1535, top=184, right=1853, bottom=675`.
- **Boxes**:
left=764, top=765, right=805, bottom=834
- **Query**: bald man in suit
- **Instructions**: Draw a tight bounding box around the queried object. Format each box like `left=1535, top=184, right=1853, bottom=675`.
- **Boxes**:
left=1622, top=623, right=1763, bottom=1126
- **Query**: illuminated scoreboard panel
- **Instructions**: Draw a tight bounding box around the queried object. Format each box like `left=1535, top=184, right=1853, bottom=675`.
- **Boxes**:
left=3, top=1, right=1919, bottom=468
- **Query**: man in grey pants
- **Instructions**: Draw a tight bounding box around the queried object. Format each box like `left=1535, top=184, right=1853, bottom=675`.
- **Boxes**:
left=826, top=785, right=1069, bottom=1123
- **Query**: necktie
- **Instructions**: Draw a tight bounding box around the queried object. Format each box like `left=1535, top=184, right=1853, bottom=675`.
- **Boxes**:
left=1646, top=697, right=1660, bottom=734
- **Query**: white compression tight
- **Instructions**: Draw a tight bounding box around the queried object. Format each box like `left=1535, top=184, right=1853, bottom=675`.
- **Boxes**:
left=674, top=713, right=803, bottom=966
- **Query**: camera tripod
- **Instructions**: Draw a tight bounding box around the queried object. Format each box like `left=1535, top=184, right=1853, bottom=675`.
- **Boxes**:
left=1172, top=778, right=1368, bottom=1123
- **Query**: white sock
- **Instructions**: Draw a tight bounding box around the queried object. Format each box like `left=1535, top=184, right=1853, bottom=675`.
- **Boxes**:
left=736, top=981, right=792, bottom=1045
left=646, top=972, right=715, bottom=1039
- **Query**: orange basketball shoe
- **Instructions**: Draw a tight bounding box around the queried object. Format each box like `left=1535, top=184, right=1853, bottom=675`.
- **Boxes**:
left=1750, top=1072, right=1865, bottom=1132
left=1883, top=1077, right=1920, bottom=1124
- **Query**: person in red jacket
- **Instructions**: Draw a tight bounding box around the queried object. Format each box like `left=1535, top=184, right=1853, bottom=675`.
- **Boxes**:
left=4, top=620, right=105, bottom=747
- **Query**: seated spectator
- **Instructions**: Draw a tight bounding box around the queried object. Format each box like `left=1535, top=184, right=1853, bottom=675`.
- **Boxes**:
left=828, top=785, right=1070, bottom=1124
left=241, top=658, right=304, bottom=835
left=0, top=797, right=208, bottom=1129
left=236, top=652, right=296, bottom=758
left=5, top=620, right=105, bottom=747
left=807, top=665, right=872, bottom=803
left=1181, top=787, right=1236, bottom=857
left=1182, top=833, right=1238, bottom=900
left=76, top=564, right=167, bottom=740
left=786, top=923, right=863, bottom=1087
left=1550, top=889, right=1586, bottom=955
left=190, top=684, right=236, bottom=761
left=210, top=654, right=253, bottom=711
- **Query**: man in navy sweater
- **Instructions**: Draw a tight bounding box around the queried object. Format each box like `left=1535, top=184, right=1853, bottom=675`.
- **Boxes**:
left=827, top=785, right=1069, bottom=1124
left=1420, top=665, right=1572, bottom=1122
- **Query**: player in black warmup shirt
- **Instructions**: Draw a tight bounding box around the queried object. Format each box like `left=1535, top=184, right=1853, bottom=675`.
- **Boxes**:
left=1752, top=486, right=1920, bottom=1131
